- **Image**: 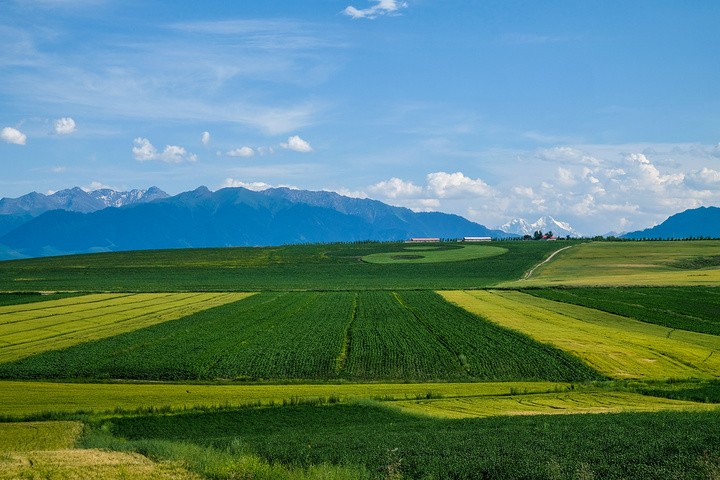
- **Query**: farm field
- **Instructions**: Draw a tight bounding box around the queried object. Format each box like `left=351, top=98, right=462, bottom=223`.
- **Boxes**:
left=93, top=403, right=720, bottom=480
left=0, top=448, right=204, bottom=480
left=0, top=421, right=83, bottom=451
left=524, top=286, right=720, bottom=336
left=0, top=240, right=563, bottom=291
left=441, top=290, right=720, bottom=380
left=1, top=240, right=720, bottom=478
left=394, top=390, right=720, bottom=418
left=361, top=244, right=507, bottom=264
left=0, top=380, right=571, bottom=417
left=0, top=292, right=252, bottom=363
left=0, top=290, right=602, bottom=382
left=507, top=240, right=720, bottom=287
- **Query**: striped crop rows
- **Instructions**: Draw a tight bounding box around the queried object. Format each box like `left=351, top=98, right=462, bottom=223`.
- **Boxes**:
left=0, top=291, right=603, bottom=382
left=0, top=292, right=251, bottom=363
left=441, top=290, right=720, bottom=380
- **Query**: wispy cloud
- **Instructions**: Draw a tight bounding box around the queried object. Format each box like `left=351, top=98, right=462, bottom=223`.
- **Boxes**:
left=1, top=18, right=334, bottom=135
left=343, top=0, right=408, bottom=19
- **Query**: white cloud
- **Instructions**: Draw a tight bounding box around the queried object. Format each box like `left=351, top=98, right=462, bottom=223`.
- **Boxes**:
left=219, top=178, right=297, bottom=191
left=557, top=167, right=575, bottom=186
left=512, top=186, right=534, bottom=197
left=201, top=131, right=210, bottom=146
left=1, top=127, right=27, bottom=145
left=82, top=181, right=115, bottom=192
left=329, top=187, right=369, bottom=199
left=368, top=177, right=422, bottom=198
left=50, top=166, right=66, bottom=173
left=280, top=135, right=313, bottom=153
left=536, top=146, right=600, bottom=166
left=684, top=167, right=720, bottom=189
left=53, top=117, right=76, bottom=135
left=132, top=137, right=198, bottom=163
left=624, top=153, right=683, bottom=191
left=426, top=172, right=493, bottom=198
left=343, top=0, right=407, bottom=19
left=226, top=147, right=255, bottom=157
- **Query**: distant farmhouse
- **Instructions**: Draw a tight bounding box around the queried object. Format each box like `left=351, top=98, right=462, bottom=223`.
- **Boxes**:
left=462, top=236, right=491, bottom=242
left=406, top=238, right=441, bottom=243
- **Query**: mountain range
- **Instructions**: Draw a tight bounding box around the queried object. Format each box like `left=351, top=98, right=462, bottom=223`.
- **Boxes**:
left=0, top=186, right=512, bottom=259
left=622, top=206, right=720, bottom=240
left=497, top=216, right=582, bottom=238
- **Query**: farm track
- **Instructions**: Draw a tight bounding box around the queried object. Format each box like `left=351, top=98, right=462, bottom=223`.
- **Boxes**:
left=522, top=244, right=574, bottom=280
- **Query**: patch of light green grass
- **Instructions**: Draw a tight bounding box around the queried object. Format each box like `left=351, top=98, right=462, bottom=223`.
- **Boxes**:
left=362, top=245, right=507, bottom=264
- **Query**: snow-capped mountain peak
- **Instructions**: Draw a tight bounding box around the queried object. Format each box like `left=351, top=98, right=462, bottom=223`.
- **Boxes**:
left=497, top=216, right=582, bottom=238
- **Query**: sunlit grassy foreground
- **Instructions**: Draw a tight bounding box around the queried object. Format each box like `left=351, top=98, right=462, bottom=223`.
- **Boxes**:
left=0, top=421, right=83, bottom=451
left=440, top=290, right=720, bottom=380
left=0, top=449, right=204, bottom=480
left=504, top=240, right=720, bottom=287
left=0, top=292, right=253, bottom=363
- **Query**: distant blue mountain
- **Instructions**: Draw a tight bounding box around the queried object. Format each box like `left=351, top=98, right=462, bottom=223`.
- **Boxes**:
left=622, top=206, right=720, bottom=240
left=0, top=186, right=512, bottom=258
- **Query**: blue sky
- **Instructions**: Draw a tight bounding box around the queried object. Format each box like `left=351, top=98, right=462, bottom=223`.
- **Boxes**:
left=1, top=0, right=719, bottom=235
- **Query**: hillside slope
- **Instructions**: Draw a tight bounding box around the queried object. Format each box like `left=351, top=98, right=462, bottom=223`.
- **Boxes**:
left=0, top=186, right=510, bottom=257
left=622, top=206, right=720, bottom=239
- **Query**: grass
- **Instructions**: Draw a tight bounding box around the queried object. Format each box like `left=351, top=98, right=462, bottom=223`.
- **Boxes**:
left=97, top=403, right=720, bottom=480
left=523, top=286, right=720, bottom=336
left=393, top=391, right=720, bottom=419
left=0, top=292, right=84, bottom=307
left=362, top=244, right=507, bottom=264
left=0, top=290, right=602, bottom=382
left=440, top=290, right=720, bottom=380
left=0, top=292, right=253, bottom=363
left=0, top=240, right=563, bottom=291
left=0, top=380, right=570, bottom=417
left=3, top=240, right=720, bottom=478
left=0, top=421, right=83, bottom=450
left=505, top=240, right=720, bottom=287
left=0, top=449, right=205, bottom=480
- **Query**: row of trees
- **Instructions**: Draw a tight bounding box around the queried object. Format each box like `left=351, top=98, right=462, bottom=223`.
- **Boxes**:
left=522, top=230, right=555, bottom=240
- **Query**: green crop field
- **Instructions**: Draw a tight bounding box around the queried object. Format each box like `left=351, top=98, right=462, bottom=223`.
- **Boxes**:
left=0, top=290, right=602, bottom=382
left=362, top=244, right=507, bottom=264
left=91, top=404, right=720, bottom=480
left=0, top=240, right=562, bottom=291
left=2, top=240, right=720, bottom=479
left=524, top=286, right=720, bottom=335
